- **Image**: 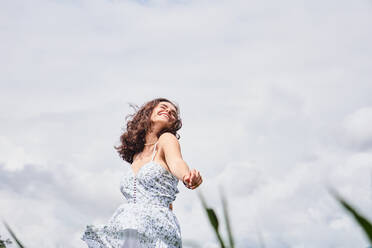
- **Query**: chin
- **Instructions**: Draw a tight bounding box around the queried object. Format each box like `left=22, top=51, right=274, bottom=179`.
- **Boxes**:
left=153, top=119, right=170, bottom=126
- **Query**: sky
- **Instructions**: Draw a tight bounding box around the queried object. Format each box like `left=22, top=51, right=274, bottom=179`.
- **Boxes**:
left=1, top=0, right=372, bottom=247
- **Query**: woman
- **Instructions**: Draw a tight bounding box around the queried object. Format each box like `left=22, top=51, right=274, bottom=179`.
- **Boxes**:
left=82, top=97, right=203, bottom=248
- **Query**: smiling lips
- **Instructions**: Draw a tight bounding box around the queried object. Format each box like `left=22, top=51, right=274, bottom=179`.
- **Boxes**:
left=159, top=112, right=170, bottom=119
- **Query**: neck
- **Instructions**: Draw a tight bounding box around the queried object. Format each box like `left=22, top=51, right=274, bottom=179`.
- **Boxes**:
left=145, top=132, right=158, bottom=144
left=145, top=122, right=167, bottom=144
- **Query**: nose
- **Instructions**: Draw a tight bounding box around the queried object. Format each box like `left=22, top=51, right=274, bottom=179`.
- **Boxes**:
left=165, top=109, right=173, bottom=119
left=162, top=108, right=170, bottom=114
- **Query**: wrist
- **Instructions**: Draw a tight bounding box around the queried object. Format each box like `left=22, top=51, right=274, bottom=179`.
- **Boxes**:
left=182, top=174, right=188, bottom=186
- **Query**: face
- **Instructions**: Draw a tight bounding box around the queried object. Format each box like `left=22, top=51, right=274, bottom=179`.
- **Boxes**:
left=150, top=101, right=177, bottom=128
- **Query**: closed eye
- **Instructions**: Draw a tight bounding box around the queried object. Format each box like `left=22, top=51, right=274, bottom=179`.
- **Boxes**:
left=160, top=104, right=177, bottom=118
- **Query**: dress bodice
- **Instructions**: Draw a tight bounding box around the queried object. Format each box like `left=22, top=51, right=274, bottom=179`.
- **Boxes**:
left=120, top=160, right=180, bottom=208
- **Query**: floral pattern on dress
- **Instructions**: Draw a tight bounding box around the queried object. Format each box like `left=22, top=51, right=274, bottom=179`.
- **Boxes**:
left=81, top=153, right=182, bottom=248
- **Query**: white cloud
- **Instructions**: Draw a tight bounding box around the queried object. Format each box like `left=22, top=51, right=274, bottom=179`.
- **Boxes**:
left=342, top=106, right=372, bottom=150
left=1, top=0, right=372, bottom=247
left=0, top=136, right=47, bottom=171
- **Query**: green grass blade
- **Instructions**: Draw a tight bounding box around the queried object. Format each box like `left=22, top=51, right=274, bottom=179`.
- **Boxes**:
left=0, top=235, right=6, bottom=248
left=2, top=220, right=25, bottom=248
left=328, top=187, right=372, bottom=244
left=197, top=190, right=220, bottom=231
left=197, top=190, right=226, bottom=248
left=0, top=234, right=13, bottom=248
left=219, top=185, right=235, bottom=248
left=207, top=208, right=219, bottom=231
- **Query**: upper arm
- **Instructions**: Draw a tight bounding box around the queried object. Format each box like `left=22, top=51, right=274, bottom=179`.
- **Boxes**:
left=159, top=132, right=183, bottom=167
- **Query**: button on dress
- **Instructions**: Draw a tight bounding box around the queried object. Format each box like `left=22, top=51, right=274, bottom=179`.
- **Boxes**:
left=81, top=141, right=182, bottom=247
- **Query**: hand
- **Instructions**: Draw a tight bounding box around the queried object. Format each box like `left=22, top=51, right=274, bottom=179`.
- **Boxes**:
left=182, top=169, right=203, bottom=190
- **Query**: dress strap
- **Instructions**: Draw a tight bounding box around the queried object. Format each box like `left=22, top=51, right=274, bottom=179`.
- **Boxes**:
left=151, top=141, right=158, bottom=162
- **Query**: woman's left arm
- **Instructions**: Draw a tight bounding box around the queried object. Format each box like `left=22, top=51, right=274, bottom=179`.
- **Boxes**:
left=159, top=132, right=203, bottom=190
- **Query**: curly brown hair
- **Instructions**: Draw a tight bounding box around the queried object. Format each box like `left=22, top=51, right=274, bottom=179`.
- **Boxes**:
left=114, top=97, right=182, bottom=164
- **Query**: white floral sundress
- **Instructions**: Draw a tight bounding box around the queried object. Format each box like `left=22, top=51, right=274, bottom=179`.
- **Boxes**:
left=82, top=141, right=182, bottom=248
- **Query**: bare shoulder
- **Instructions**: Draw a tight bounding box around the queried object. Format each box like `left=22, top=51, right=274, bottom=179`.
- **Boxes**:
left=158, top=132, right=182, bottom=161
left=158, top=132, right=179, bottom=146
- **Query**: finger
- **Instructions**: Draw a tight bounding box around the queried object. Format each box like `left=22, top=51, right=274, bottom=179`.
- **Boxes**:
left=190, top=177, right=199, bottom=187
left=195, top=180, right=202, bottom=189
left=184, top=173, right=191, bottom=182
left=189, top=171, right=195, bottom=185
left=189, top=170, right=199, bottom=186
left=196, top=177, right=202, bottom=185
left=183, top=177, right=190, bottom=187
left=194, top=170, right=200, bottom=181
left=193, top=175, right=201, bottom=183
left=192, top=179, right=201, bottom=188
left=192, top=169, right=198, bottom=177
left=195, top=177, right=203, bottom=187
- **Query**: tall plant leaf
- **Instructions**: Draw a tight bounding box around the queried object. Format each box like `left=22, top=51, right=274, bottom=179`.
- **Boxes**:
left=2, top=220, right=25, bottom=248
left=328, top=187, right=372, bottom=244
left=197, top=190, right=226, bottom=248
left=219, top=185, right=234, bottom=248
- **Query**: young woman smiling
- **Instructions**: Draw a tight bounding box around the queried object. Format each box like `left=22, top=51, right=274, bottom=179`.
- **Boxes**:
left=82, top=97, right=203, bottom=248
